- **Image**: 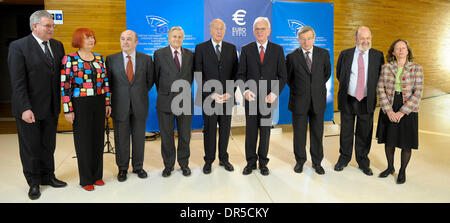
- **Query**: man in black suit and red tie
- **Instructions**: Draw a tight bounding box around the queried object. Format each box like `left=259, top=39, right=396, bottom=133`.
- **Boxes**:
left=334, top=26, right=385, bottom=175
left=194, top=19, right=238, bottom=174
left=237, top=17, right=287, bottom=176
left=8, top=10, right=67, bottom=200
left=286, top=26, right=331, bottom=175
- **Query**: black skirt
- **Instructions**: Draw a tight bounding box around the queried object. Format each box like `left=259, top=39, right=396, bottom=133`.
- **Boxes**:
left=376, top=92, right=418, bottom=149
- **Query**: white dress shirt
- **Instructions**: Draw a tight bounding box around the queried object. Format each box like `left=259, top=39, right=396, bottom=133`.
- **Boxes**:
left=32, top=32, right=53, bottom=57
left=244, top=40, right=269, bottom=96
left=170, top=45, right=182, bottom=69
left=122, top=50, right=136, bottom=73
left=211, top=39, right=222, bottom=52
left=348, top=47, right=369, bottom=97
left=256, top=40, right=268, bottom=54
left=300, top=46, right=314, bottom=63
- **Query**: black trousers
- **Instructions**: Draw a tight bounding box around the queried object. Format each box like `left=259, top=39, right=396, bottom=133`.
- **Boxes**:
left=72, top=95, right=105, bottom=186
left=245, top=110, right=273, bottom=168
left=16, top=116, right=58, bottom=186
left=157, top=111, right=192, bottom=169
left=113, top=104, right=146, bottom=171
left=338, top=95, right=373, bottom=168
left=203, top=113, right=232, bottom=164
left=292, top=101, right=325, bottom=166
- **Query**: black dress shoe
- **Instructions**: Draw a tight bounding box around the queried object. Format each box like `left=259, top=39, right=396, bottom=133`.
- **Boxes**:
left=162, top=167, right=174, bottom=177
left=397, top=172, right=406, bottom=184
left=203, top=163, right=212, bottom=174
left=28, top=185, right=41, bottom=200
left=359, top=167, right=373, bottom=176
left=132, top=169, right=148, bottom=179
left=42, top=178, right=67, bottom=188
left=242, top=164, right=256, bottom=175
left=294, top=163, right=303, bottom=173
left=312, top=164, right=325, bottom=175
left=118, top=170, right=127, bottom=182
left=260, top=166, right=270, bottom=176
left=379, top=168, right=395, bottom=178
left=334, top=162, right=348, bottom=171
left=219, top=161, right=234, bottom=172
left=181, top=167, right=191, bottom=176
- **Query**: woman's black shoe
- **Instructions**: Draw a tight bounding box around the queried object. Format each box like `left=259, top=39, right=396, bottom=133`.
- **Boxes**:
left=397, top=172, right=406, bottom=184
left=378, top=168, right=395, bottom=178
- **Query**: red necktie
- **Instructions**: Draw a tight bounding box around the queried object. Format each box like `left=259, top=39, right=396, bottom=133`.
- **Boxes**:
left=126, top=55, right=134, bottom=83
left=259, top=45, right=265, bottom=64
left=355, top=52, right=365, bottom=101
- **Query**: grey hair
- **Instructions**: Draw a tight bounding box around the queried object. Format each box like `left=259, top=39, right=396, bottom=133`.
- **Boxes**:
left=209, top=18, right=226, bottom=30
left=29, top=10, right=53, bottom=31
left=297, top=26, right=315, bottom=38
left=168, top=26, right=184, bottom=36
left=253, top=17, right=271, bottom=30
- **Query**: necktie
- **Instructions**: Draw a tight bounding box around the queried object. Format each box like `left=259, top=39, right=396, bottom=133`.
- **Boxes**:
left=305, top=51, right=312, bottom=72
left=259, top=45, right=265, bottom=64
left=42, top=41, right=54, bottom=69
left=174, top=50, right=181, bottom=72
left=126, top=55, right=134, bottom=83
left=215, top=44, right=221, bottom=61
left=355, top=52, right=365, bottom=101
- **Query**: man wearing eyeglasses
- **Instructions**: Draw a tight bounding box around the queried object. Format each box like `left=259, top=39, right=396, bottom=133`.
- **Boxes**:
left=8, top=10, right=67, bottom=200
left=236, top=17, right=287, bottom=176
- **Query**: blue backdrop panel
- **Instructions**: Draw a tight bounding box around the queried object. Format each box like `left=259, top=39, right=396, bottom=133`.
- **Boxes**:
left=272, top=1, right=334, bottom=123
left=126, top=0, right=204, bottom=132
left=125, top=0, right=335, bottom=132
left=204, top=0, right=272, bottom=53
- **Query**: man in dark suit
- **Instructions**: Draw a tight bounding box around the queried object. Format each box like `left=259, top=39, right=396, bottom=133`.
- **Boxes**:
left=286, top=26, right=331, bottom=175
left=237, top=17, right=287, bottom=176
left=154, top=26, right=194, bottom=177
left=8, top=10, right=67, bottom=200
left=334, top=26, right=385, bottom=175
left=194, top=19, right=238, bottom=174
left=106, top=30, right=154, bottom=182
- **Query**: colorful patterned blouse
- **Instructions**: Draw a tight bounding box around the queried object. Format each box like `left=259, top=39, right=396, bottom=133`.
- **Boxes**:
left=61, top=52, right=110, bottom=113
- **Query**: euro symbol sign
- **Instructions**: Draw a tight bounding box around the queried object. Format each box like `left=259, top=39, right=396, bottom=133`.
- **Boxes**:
left=232, top=9, right=246, bottom=26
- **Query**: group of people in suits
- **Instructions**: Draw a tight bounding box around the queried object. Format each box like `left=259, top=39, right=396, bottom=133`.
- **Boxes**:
left=8, top=10, right=423, bottom=200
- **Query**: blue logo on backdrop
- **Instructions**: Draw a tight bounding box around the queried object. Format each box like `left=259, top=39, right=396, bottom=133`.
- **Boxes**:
left=288, top=19, right=306, bottom=35
left=232, top=9, right=246, bottom=26
left=146, top=15, right=169, bottom=34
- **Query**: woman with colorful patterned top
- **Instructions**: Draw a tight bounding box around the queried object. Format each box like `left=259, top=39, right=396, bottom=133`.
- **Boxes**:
left=61, top=28, right=111, bottom=191
left=376, top=39, right=423, bottom=184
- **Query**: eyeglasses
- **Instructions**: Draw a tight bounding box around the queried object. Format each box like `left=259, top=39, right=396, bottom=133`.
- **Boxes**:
left=39, top=24, right=56, bottom=29
left=255, top=28, right=267, bottom=32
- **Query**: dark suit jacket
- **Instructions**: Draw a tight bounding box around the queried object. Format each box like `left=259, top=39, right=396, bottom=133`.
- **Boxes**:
left=106, top=51, right=154, bottom=121
left=236, top=41, right=287, bottom=112
left=336, top=47, right=384, bottom=113
left=194, top=39, right=238, bottom=111
left=286, top=46, right=331, bottom=114
left=154, top=46, right=194, bottom=114
left=8, top=34, right=65, bottom=120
